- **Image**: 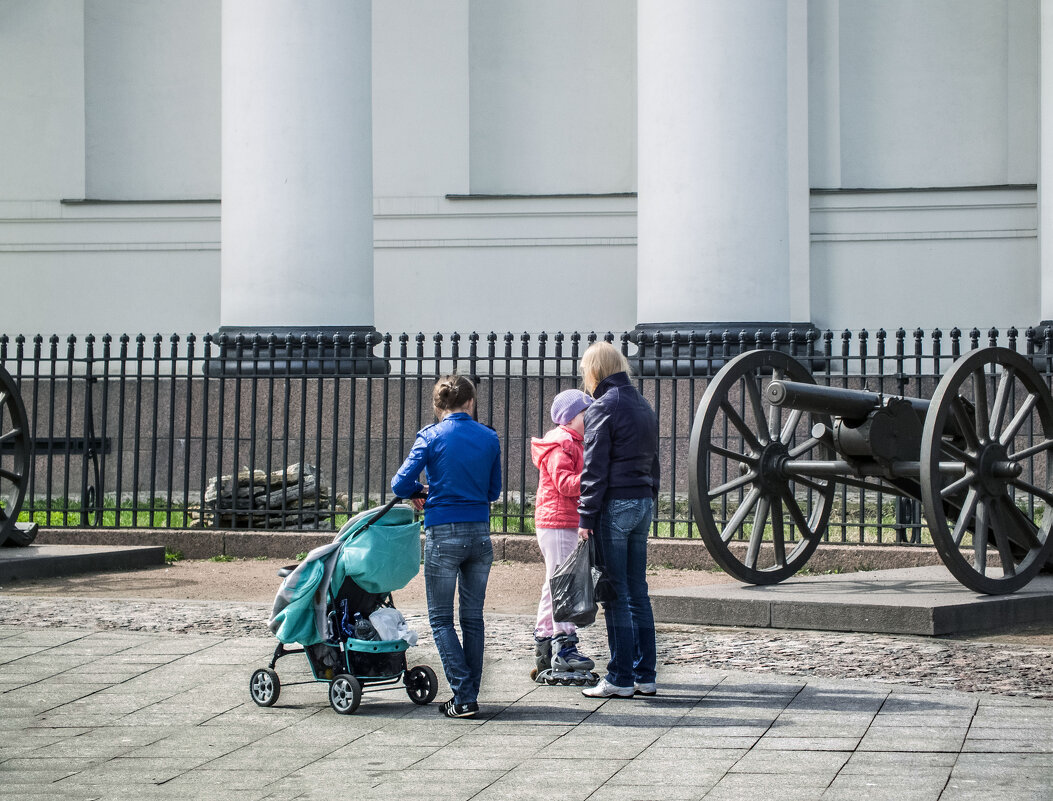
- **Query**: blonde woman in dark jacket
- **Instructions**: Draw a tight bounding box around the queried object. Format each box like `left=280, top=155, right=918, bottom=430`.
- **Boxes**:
left=576, top=342, right=660, bottom=698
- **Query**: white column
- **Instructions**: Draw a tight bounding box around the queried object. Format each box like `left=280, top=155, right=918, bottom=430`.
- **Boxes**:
left=1041, top=0, right=1053, bottom=322
left=221, top=0, right=373, bottom=330
left=636, top=0, right=810, bottom=328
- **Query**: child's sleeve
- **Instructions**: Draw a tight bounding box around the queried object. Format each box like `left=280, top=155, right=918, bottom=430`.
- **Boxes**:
left=548, top=441, right=582, bottom=499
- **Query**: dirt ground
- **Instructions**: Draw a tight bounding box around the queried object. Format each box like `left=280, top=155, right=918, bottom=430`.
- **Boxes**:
left=0, top=557, right=736, bottom=614
left=3, top=557, right=1050, bottom=647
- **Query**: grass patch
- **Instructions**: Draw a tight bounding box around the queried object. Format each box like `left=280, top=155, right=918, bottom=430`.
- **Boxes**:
left=164, top=549, right=183, bottom=564
left=18, top=492, right=1041, bottom=553
left=16, top=495, right=352, bottom=530
left=207, top=554, right=235, bottom=563
left=491, top=501, right=536, bottom=534
left=18, top=496, right=191, bottom=528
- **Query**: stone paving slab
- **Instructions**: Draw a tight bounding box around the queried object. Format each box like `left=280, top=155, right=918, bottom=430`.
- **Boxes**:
left=1, top=618, right=1051, bottom=800
left=4, top=595, right=1050, bottom=699
left=650, top=565, right=1053, bottom=636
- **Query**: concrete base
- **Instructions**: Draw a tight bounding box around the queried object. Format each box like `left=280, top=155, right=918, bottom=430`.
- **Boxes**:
left=0, top=544, right=165, bottom=582
left=651, top=564, right=1053, bottom=636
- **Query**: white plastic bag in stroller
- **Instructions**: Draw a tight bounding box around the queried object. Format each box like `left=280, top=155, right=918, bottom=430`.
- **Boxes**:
left=369, top=607, right=418, bottom=646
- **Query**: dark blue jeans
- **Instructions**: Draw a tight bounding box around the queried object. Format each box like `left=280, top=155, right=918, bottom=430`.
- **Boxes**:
left=424, top=521, right=493, bottom=705
left=595, top=497, right=656, bottom=687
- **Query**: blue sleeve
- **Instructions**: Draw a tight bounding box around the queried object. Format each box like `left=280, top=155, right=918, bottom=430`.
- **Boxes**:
left=487, top=435, right=502, bottom=502
left=391, top=432, right=428, bottom=499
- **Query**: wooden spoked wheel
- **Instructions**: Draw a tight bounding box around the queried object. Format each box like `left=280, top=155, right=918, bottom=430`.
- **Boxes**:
left=688, top=350, right=837, bottom=584
left=0, top=365, right=30, bottom=546
left=920, top=347, right=1053, bottom=594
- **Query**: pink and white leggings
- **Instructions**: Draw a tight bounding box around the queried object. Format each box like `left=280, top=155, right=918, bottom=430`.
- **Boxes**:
left=534, top=526, right=580, bottom=639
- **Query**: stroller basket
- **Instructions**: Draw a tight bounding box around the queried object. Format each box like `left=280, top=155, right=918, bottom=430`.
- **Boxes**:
left=305, top=636, right=410, bottom=683
left=345, top=638, right=409, bottom=681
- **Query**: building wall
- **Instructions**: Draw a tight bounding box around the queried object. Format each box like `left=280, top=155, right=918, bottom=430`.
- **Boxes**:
left=466, top=0, right=636, bottom=195
left=85, top=0, right=220, bottom=200
left=0, top=0, right=1042, bottom=340
left=372, top=1, right=470, bottom=198
left=373, top=195, right=637, bottom=334
left=0, top=0, right=221, bottom=339
left=806, top=0, right=1039, bottom=331
left=0, top=0, right=85, bottom=201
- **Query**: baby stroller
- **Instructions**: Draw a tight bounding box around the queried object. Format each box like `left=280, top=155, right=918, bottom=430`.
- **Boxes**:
left=249, top=496, right=438, bottom=715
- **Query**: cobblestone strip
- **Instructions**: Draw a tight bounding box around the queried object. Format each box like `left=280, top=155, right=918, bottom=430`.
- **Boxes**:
left=2, top=596, right=1050, bottom=701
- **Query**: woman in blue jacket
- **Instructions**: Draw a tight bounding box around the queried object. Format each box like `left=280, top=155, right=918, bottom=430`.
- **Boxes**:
left=576, top=342, right=660, bottom=699
left=391, top=375, right=501, bottom=718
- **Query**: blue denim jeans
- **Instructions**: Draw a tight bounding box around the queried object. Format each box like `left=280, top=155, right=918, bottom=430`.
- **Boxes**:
left=594, top=497, right=656, bottom=688
left=424, top=521, right=493, bottom=705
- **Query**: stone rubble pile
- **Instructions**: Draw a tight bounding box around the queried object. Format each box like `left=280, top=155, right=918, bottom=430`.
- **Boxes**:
left=189, top=463, right=347, bottom=528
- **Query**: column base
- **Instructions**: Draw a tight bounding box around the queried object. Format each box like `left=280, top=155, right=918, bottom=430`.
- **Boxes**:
left=206, top=326, right=389, bottom=375
left=631, top=322, right=821, bottom=376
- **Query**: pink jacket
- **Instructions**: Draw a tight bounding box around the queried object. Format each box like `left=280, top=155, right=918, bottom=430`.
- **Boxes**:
left=530, top=425, right=585, bottom=529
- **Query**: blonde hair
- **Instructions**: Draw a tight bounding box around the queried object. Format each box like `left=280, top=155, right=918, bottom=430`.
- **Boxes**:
left=433, top=374, right=475, bottom=417
left=580, top=341, right=630, bottom=394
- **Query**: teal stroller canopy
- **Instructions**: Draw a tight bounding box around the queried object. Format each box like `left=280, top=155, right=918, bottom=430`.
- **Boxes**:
left=268, top=501, right=422, bottom=646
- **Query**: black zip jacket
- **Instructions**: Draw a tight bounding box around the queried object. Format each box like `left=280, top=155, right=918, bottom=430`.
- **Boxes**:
left=577, top=372, right=660, bottom=530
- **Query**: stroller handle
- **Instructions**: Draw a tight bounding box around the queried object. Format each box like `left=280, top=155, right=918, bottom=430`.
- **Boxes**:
left=276, top=492, right=425, bottom=577
left=362, top=490, right=425, bottom=530
left=363, top=496, right=402, bottom=529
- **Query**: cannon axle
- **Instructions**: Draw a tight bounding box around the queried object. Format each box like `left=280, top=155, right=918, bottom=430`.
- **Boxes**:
left=780, top=459, right=969, bottom=479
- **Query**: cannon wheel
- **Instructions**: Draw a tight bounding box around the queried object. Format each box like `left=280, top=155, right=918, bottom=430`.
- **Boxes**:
left=921, top=347, right=1053, bottom=594
left=689, top=350, right=837, bottom=584
left=0, top=365, right=31, bottom=546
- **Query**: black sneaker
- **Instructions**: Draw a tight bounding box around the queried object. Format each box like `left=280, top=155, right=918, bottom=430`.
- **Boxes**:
left=439, top=699, right=478, bottom=718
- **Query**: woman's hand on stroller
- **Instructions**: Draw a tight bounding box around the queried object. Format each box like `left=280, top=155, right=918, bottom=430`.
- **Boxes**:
left=410, top=486, right=428, bottom=512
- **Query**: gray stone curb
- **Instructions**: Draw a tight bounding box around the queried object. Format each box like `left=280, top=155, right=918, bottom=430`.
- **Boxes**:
left=36, top=527, right=944, bottom=572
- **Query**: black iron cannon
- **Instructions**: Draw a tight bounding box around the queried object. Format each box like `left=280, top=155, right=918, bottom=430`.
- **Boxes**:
left=688, top=347, right=1053, bottom=595
left=0, top=364, right=33, bottom=546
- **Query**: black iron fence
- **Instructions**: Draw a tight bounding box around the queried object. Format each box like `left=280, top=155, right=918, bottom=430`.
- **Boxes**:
left=2, top=325, right=1050, bottom=545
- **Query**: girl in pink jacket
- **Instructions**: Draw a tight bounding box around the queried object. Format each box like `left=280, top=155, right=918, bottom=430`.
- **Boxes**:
left=529, top=389, right=596, bottom=681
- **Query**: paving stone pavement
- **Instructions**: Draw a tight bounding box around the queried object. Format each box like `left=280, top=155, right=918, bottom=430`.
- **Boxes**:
left=2, top=597, right=1051, bottom=700
left=0, top=599, right=1051, bottom=800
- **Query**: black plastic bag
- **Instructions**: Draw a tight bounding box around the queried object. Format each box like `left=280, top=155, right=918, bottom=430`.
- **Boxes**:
left=590, top=537, right=614, bottom=604
left=551, top=538, right=598, bottom=626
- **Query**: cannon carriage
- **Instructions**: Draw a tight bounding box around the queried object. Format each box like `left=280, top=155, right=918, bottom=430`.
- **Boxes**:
left=688, top=346, right=1053, bottom=595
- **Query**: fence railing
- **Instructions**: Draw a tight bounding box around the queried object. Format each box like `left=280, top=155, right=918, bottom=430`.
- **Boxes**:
left=2, top=325, right=1049, bottom=545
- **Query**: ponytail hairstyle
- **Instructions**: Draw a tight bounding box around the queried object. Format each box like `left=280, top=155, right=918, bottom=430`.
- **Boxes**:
left=580, top=341, right=631, bottom=395
left=433, top=374, right=476, bottom=419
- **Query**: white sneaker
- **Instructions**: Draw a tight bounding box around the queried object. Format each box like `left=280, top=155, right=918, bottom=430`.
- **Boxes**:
left=634, top=682, right=657, bottom=696
left=581, top=678, right=634, bottom=698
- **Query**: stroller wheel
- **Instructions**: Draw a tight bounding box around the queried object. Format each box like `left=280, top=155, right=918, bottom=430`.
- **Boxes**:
left=404, top=665, right=438, bottom=706
left=329, top=674, right=362, bottom=715
left=249, top=668, right=280, bottom=707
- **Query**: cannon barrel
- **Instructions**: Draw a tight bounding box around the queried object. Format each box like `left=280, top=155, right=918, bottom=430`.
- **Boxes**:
left=766, top=379, right=930, bottom=421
